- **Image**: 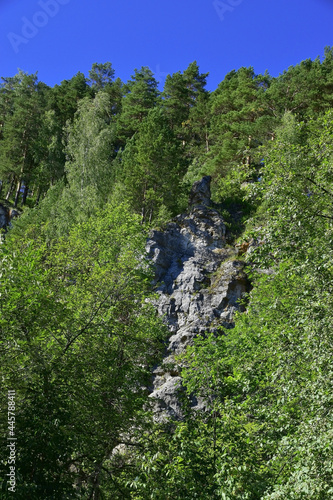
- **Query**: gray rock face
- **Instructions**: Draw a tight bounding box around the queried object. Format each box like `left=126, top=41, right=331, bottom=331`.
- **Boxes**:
left=147, top=178, right=250, bottom=421
left=0, top=205, right=9, bottom=231
left=0, top=205, right=18, bottom=235
left=188, top=175, right=212, bottom=207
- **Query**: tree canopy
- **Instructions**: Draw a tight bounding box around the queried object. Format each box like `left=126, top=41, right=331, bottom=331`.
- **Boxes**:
left=1, top=50, right=333, bottom=498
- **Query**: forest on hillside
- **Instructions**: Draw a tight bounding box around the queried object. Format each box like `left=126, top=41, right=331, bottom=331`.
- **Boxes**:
left=1, top=48, right=333, bottom=498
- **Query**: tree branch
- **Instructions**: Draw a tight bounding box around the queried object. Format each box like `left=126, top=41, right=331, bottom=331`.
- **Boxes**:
left=305, top=176, right=333, bottom=199
left=62, top=292, right=114, bottom=355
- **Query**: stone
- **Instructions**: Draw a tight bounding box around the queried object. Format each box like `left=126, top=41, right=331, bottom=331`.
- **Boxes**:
left=147, top=178, right=251, bottom=421
left=0, top=205, right=19, bottom=235
left=188, top=175, right=212, bottom=207
left=0, top=204, right=9, bottom=230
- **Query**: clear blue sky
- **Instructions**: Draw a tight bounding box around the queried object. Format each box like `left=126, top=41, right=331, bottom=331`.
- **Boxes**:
left=1, top=0, right=332, bottom=90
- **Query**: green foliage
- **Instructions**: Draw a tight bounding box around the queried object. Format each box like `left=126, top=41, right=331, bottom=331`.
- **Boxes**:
left=49, top=71, right=93, bottom=126
left=264, top=50, right=333, bottom=121
left=19, top=91, right=118, bottom=239
left=249, top=110, right=333, bottom=265
left=0, top=72, right=45, bottom=206
left=64, top=92, right=116, bottom=204
left=36, top=108, right=66, bottom=197
left=88, top=62, right=115, bottom=91
left=162, top=61, right=208, bottom=127
left=0, top=204, right=166, bottom=498
left=115, top=107, right=188, bottom=223
left=1, top=51, right=333, bottom=498
left=128, top=416, right=220, bottom=499
left=116, top=67, right=160, bottom=145
left=202, top=67, right=272, bottom=207
left=151, top=109, right=333, bottom=499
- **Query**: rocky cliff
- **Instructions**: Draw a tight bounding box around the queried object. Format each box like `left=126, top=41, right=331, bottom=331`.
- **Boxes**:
left=147, top=177, right=250, bottom=420
left=0, top=204, right=19, bottom=234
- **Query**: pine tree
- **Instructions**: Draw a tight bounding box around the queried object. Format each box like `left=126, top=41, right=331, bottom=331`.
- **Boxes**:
left=0, top=72, right=44, bottom=206
left=207, top=67, right=272, bottom=200
left=162, top=61, right=209, bottom=135
left=116, top=67, right=159, bottom=145
left=88, top=62, right=115, bottom=91
left=116, top=108, right=186, bottom=223
left=49, top=72, right=93, bottom=126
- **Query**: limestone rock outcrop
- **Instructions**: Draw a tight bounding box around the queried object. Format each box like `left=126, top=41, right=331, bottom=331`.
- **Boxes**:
left=147, top=177, right=250, bottom=420
left=0, top=205, right=8, bottom=231
left=0, top=204, right=19, bottom=233
left=188, top=175, right=212, bottom=207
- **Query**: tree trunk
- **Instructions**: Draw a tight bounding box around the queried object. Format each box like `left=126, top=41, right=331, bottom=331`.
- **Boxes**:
left=14, top=179, right=22, bottom=208
left=35, top=187, right=41, bottom=206
left=5, top=177, right=15, bottom=201
left=14, top=155, right=26, bottom=208
left=14, top=140, right=28, bottom=208
left=22, top=184, right=29, bottom=205
left=246, top=135, right=252, bottom=166
left=205, top=132, right=209, bottom=153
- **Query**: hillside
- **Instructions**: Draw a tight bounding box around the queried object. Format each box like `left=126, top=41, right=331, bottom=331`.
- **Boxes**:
left=0, top=50, right=333, bottom=498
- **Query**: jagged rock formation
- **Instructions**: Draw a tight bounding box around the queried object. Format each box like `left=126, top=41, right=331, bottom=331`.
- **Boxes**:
left=0, top=204, right=19, bottom=233
left=188, top=175, right=212, bottom=207
left=147, top=177, right=250, bottom=420
left=0, top=204, right=10, bottom=231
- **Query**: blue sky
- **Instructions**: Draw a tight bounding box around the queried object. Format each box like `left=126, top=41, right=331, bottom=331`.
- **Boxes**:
left=1, top=0, right=332, bottom=90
